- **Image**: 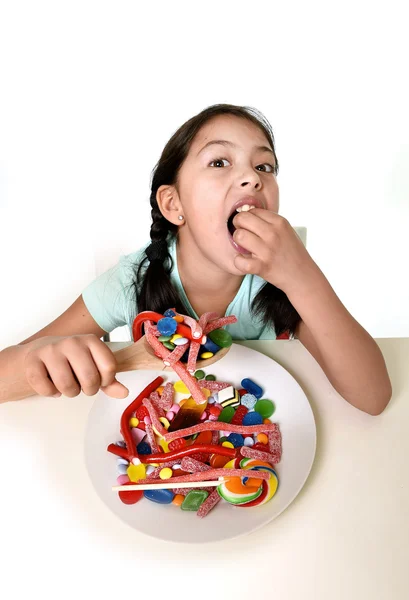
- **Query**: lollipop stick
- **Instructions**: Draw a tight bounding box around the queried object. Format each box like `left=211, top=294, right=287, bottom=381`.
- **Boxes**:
left=112, top=479, right=225, bottom=492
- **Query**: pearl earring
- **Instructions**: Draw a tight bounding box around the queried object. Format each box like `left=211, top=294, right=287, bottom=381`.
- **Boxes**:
left=178, top=215, right=184, bottom=221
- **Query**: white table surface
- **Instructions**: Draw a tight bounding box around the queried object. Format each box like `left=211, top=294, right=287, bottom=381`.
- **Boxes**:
left=0, top=339, right=407, bottom=600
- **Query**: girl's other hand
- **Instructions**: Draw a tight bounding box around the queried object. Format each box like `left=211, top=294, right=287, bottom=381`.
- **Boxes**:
left=22, top=335, right=129, bottom=399
left=232, top=208, right=321, bottom=296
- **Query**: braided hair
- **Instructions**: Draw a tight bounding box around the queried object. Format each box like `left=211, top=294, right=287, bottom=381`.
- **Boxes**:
left=134, top=103, right=301, bottom=338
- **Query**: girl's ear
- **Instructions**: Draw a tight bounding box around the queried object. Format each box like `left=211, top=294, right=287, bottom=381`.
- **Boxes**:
left=156, top=185, right=183, bottom=226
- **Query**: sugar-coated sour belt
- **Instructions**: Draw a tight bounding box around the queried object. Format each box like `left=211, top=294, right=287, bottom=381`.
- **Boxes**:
left=135, top=467, right=270, bottom=486
left=119, top=376, right=164, bottom=457
left=142, top=397, right=168, bottom=437
left=203, top=315, right=237, bottom=334
left=143, top=443, right=236, bottom=464
left=163, top=421, right=278, bottom=442
left=145, top=321, right=207, bottom=405
left=197, top=488, right=221, bottom=518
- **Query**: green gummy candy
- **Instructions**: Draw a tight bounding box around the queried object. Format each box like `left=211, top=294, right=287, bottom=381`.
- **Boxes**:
left=194, top=369, right=205, bottom=380
left=208, top=328, right=233, bottom=348
left=218, top=406, right=235, bottom=423
left=254, top=399, right=275, bottom=418
left=158, top=335, right=172, bottom=342
left=205, top=374, right=216, bottom=381
left=181, top=489, right=209, bottom=511
left=163, top=341, right=175, bottom=350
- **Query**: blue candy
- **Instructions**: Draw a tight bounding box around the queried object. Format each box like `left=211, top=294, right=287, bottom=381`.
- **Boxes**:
left=227, top=433, right=245, bottom=448
left=241, top=378, right=263, bottom=399
left=164, top=309, right=176, bottom=317
left=201, top=337, right=221, bottom=354
left=242, top=411, right=264, bottom=426
left=144, top=489, right=175, bottom=504
left=241, top=393, right=257, bottom=410
left=157, top=317, right=178, bottom=336
left=137, top=441, right=152, bottom=455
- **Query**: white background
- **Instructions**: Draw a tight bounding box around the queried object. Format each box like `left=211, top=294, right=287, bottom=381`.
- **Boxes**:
left=1, top=1, right=408, bottom=349
left=0, top=3, right=408, bottom=599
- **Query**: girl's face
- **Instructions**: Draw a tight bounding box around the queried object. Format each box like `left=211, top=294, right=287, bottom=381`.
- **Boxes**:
left=175, top=114, right=280, bottom=275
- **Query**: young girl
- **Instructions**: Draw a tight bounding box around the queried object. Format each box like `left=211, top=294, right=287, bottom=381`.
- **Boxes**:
left=0, top=104, right=392, bottom=414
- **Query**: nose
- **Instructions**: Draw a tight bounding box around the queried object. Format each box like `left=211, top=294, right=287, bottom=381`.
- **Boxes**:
left=239, top=168, right=262, bottom=190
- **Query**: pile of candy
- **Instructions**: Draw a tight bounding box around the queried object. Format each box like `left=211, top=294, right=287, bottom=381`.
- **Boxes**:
left=131, top=309, right=234, bottom=370
left=107, top=309, right=281, bottom=518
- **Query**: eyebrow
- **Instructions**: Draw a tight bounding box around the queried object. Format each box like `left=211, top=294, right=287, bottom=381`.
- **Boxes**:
left=197, top=139, right=275, bottom=158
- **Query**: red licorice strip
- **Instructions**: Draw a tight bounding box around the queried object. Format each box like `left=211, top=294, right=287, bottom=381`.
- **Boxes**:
left=203, top=315, right=238, bottom=334
left=198, top=380, right=231, bottom=392
left=107, top=443, right=129, bottom=460
left=197, top=488, right=221, bottom=518
left=163, top=421, right=278, bottom=442
left=145, top=422, right=160, bottom=453
left=119, top=376, right=163, bottom=457
left=142, top=397, right=167, bottom=437
left=135, top=467, right=270, bottom=486
left=143, top=443, right=236, bottom=464
left=180, top=457, right=212, bottom=473
left=240, top=446, right=278, bottom=465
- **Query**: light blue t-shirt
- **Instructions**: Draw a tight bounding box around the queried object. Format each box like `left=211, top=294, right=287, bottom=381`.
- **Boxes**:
left=82, top=236, right=277, bottom=341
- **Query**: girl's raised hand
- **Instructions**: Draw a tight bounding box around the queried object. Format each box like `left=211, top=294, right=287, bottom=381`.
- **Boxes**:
left=232, top=208, right=320, bottom=295
left=22, top=334, right=129, bottom=399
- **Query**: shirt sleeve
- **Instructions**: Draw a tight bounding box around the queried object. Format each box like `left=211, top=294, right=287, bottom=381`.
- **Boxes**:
left=82, top=254, right=138, bottom=334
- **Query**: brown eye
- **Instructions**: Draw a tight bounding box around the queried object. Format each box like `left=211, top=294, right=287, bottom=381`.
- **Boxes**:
left=209, top=158, right=230, bottom=168
left=256, top=163, right=275, bottom=173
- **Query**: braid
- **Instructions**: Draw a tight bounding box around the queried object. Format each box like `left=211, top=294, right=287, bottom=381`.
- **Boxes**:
left=135, top=200, right=188, bottom=317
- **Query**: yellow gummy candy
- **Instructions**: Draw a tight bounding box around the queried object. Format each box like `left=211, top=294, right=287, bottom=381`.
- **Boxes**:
left=127, top=463, right=146, bottom=482
left=222, top=441, right=235, bottom=449
left=159, top=438, right=170, bottom=453
left=159, top=467, right=173, bottom=480
left=200, top=352, right=214, bottom=359
left=170, top=334, right=182, bottom=343
left=174, top=380, right=190, bottom=394
left=129, top=417, right=139, bottom=428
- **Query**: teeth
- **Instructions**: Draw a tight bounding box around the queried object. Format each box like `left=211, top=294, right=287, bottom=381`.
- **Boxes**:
left=236, top=204, right=256, bottom=212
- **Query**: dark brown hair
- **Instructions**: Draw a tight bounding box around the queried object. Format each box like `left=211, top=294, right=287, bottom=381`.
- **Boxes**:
left=134, top=103, right=300, bottom=338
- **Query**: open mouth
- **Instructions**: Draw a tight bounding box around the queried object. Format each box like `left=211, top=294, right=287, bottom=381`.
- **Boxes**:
left=227, top=204, right=257, bottom=254
left=227, top=204, right=256, bottom=236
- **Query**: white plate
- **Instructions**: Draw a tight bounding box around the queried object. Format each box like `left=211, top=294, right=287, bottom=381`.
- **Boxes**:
left=84, top=343, right=316, bottom=543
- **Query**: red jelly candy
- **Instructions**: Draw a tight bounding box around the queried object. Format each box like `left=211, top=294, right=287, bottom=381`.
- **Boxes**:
left=118, top=481, right=144, bottom=505
left=137, top=422, right=146, bottom=432
left=208, top=405, right=222, bottom=418
left=168, top=438, right=187, bottom=452
left=231, top=405, right=248, bottom=425
left=135, top=405, right=149, bottom=421
left=238, top=389, right=247, bottom=397
left=252, top=442, right=270, bottom=452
